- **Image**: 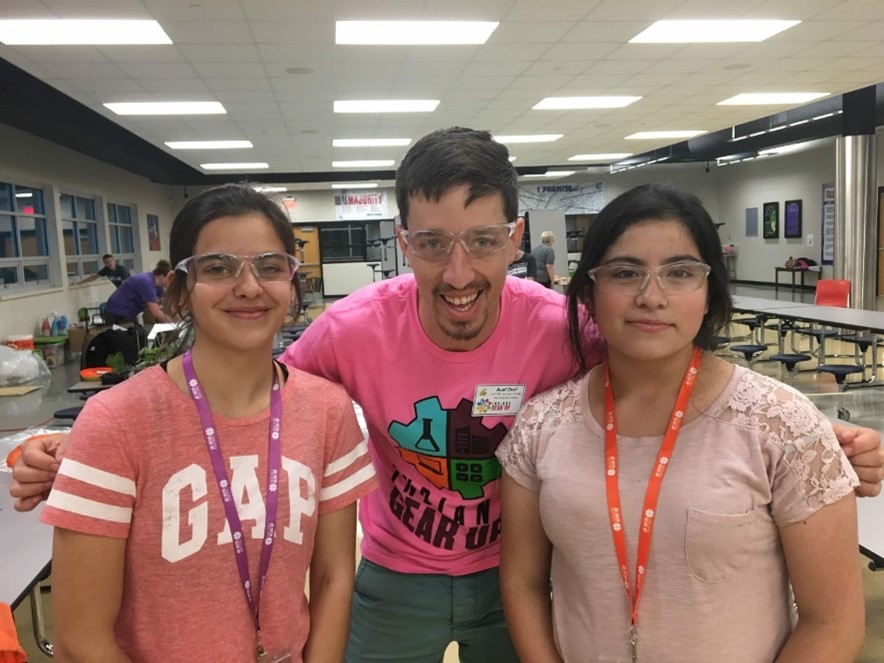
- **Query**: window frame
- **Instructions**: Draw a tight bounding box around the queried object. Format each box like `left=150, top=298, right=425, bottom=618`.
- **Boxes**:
left=0, top=180, right=52, bottom=292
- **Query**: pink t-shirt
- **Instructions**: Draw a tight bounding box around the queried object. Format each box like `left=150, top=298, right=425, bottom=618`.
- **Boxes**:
left=497, top=365, right=859, bottom=662
left=41, top=365, right=377, bottom=663
left=283, top=274, right=604, bottom=574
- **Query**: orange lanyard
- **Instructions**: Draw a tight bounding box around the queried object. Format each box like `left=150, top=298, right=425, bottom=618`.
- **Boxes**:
left=603, top=347, right=702, bottom=662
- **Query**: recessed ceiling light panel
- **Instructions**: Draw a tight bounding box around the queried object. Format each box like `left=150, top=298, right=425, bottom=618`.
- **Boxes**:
left=331, top=183, right=379, bottom=189
left=105, top=102, right=226, bottom=115
left=630, top=20, right=800, bottom=43
left=334, top=100, right=439, bottom=113
left=718, top=92, right=828, bottom=105
left=333, top=138, right=412, bottom=147
left=0, top=19, right=172, bottom=45
left=166, top=140, right=253, bottom=149
left=493, top=134, right=562, bottom=144
left=568, top=153, right=633, bottom=161
left=200, top=162, right=269, bottom=170
left=332, top=160, right=396, bottom=168
left=533, top=96, right=641, bottom=110
left=625, top=130, right=706, bottom=139
left=336, top=21, right=498, bottom=45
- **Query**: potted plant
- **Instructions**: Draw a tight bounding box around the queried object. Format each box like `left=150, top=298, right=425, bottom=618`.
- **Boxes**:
left=100, top=351, right=131, bottom=385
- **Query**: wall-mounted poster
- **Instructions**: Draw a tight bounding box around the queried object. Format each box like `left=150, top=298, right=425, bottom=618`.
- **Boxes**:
left=762, top=202, right=779, bottom=239
left=784, top=200, right=802, bottom=238
left=147, top=214, right=161, bottom=251
left=745, top=207, right=758, bottom=237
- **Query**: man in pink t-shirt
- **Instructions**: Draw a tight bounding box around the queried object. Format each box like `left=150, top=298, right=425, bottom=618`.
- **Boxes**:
left=283, top=127, right=605, bottom=662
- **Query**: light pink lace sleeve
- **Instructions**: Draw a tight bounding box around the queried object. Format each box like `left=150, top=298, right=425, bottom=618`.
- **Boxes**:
left=496, top=379, right=584, bottom=492
left=720, top=372, right=859, bottom=525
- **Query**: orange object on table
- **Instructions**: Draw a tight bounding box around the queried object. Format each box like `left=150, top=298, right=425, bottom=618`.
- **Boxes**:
left=80, top=366, right=112, bottom=381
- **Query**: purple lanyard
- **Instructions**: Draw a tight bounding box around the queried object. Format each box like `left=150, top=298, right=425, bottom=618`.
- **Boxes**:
left=182, top=350, right=282, bottom=637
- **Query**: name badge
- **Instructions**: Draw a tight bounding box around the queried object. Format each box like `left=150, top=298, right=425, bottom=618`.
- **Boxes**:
left=472, top=384, right=526, bottom=416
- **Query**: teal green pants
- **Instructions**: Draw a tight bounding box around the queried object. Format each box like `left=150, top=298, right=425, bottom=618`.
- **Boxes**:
left=344, top=559, right=519, bottom=663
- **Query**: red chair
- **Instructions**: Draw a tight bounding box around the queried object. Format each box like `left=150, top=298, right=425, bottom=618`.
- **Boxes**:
left=814, top=279, right=850, bottom=307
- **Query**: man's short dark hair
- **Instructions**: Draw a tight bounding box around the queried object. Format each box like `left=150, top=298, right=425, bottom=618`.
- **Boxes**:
left=152, top=260, right=172, bottom=276
left=102, top=253, right=114, bottom=261
left=395, top=127, right=518, bottom=228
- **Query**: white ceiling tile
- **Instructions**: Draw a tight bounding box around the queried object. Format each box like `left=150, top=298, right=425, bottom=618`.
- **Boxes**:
left=176, top=44, right=261, bottom=62
left=41, top=62, right=128, bottom=79
left=117, top=62, right=198, bottom=78
left=192, top=62, right=266, bottom=77
left=161, top=21, right=254, bottom=44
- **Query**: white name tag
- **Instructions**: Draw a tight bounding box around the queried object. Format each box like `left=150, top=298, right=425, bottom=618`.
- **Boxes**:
left=472, top=384, right=526, bottom=416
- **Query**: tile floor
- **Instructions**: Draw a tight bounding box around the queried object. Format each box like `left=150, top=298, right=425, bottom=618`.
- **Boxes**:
left=9, top=283, right=884, bottom=661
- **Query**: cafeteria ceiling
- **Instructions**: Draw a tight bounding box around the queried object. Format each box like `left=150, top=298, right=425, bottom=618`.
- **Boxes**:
left=1, top=0, right=884, bottom=189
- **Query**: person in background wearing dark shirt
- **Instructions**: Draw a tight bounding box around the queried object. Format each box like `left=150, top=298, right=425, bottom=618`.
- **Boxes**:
left=75, top=253, right=130, bottom=288
left=102, top=260, right=173, bottom=325
left=508, top=218, right=537, bottom=280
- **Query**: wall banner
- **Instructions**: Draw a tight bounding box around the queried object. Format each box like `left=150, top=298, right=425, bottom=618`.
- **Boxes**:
left=518, top=182, right=605, bottom=214
left=334, top=190, right=389, bottom=220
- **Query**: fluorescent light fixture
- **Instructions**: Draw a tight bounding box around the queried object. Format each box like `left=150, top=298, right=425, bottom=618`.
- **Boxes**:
left=333, top=138, right=412, bottom=148
left=520, top=174, right=547, bottom=179
left=718, top=92, right=828, bottom=106
left=533, top=96, right=641, bottom=110
left=0, top=19, right=172, bottom=45
left=334, top=100, right=439, bottom=113
left=625, top=130, right=706, bottom=140
left=332, top=160, right=396, bottom=168
left=759, top=140, right=819, bottom=157
left=493, top=134, right=562, bottom=144
left=629, top=20, right=800, bottom=43
left=15, top=192, right=33, bottom=198
left=200, top=162, right=269, bottom=170
left=508, top=156, right=517, bottom=162
left=253, top=186, right=287, bottom=193
left=545, top=171, right=575, bottom=178
left=331, top=183, right=379, bottom=189
left=568, top=153, right=633, bottom=162
left=165, top=140, right=253, bottom=149
left=105, top=102, right=226, bottom=116
left=336, top=20, right=498, bottom=45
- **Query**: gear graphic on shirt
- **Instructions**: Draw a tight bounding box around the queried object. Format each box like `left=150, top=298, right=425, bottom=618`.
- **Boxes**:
left=388, top=397, right=507, bottom=499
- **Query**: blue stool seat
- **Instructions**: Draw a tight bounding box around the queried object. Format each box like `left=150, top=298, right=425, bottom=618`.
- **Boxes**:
left=817, top=364, right=864, bottom=382
left=730, top=344, right=766, bottom=363
left=817, top=364, right=865, bottom=421
left=798, top=328, right=839, bottom=339
left=840, top=334, right=882, bottom=353
left=769, top=353, right=812, bottom=372
left=770, top=353, right=811, bottom=385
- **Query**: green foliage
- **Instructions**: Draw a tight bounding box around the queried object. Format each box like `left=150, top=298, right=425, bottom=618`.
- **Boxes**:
left=106, top=351, right=131, bottom=376
left=137, top=343, right=174, bottom=368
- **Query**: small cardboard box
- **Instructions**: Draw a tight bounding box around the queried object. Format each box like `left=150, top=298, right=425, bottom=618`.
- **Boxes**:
left=67, top=326, right=88, bottom=355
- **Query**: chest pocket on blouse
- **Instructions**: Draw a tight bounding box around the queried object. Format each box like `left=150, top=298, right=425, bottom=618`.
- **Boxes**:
left=685, top=507, right=766, bottom=583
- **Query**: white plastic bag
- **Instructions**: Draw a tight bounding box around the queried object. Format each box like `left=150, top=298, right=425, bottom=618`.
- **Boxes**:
left=0, top=344, right=51, bottom=386
left=1, top=426, right=70, bottom=474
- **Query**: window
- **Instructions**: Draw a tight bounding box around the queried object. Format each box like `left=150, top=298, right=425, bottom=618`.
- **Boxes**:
left=0, top=181, right=50, bottom=290
left=107, top=202, right=136, bottom=269
left=319, top=222, right=367, bottom=263
left=60, top=193, right=100, bottom=278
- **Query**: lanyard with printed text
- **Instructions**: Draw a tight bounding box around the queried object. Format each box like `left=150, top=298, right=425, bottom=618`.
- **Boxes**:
left=603, top=347, right=702, bottom=663
left=182, top=350, right=282, bottom=662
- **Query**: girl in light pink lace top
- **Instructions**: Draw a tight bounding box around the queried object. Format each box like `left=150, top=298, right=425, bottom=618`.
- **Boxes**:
left=497, top=184, right=864, bottom=663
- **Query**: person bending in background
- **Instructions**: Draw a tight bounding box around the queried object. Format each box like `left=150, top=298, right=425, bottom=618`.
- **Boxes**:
left=498, top=183, right=864, bottom=663
left=39, top=184, right=376, bottom=661
left=74, top=253, right=130, bottom=288
left=102, top=259, right=174, bottom=325
left=531, top=230, right=556, bottom=288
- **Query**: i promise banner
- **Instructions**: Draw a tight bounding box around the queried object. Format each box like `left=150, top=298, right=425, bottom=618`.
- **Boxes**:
left=518, top=182, right=605, bottom=214
left=335, top=189, right=390, bottom=220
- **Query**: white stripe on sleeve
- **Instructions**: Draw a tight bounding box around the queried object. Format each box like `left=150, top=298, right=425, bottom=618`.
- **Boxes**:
left=58, top=459, right=136, bottom=496
left=324, top=438, right=369, bottom=477
left=320, top=464, right=375, bottom=502
left=46, top=490, right=133, bottom=524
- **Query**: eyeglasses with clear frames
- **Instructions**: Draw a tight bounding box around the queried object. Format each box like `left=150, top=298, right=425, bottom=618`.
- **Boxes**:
left=400, top=222, right=516, bottom=261
left=587, top=260, right=711, bottom=296
left=175, top=252, right=299, bottom=284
